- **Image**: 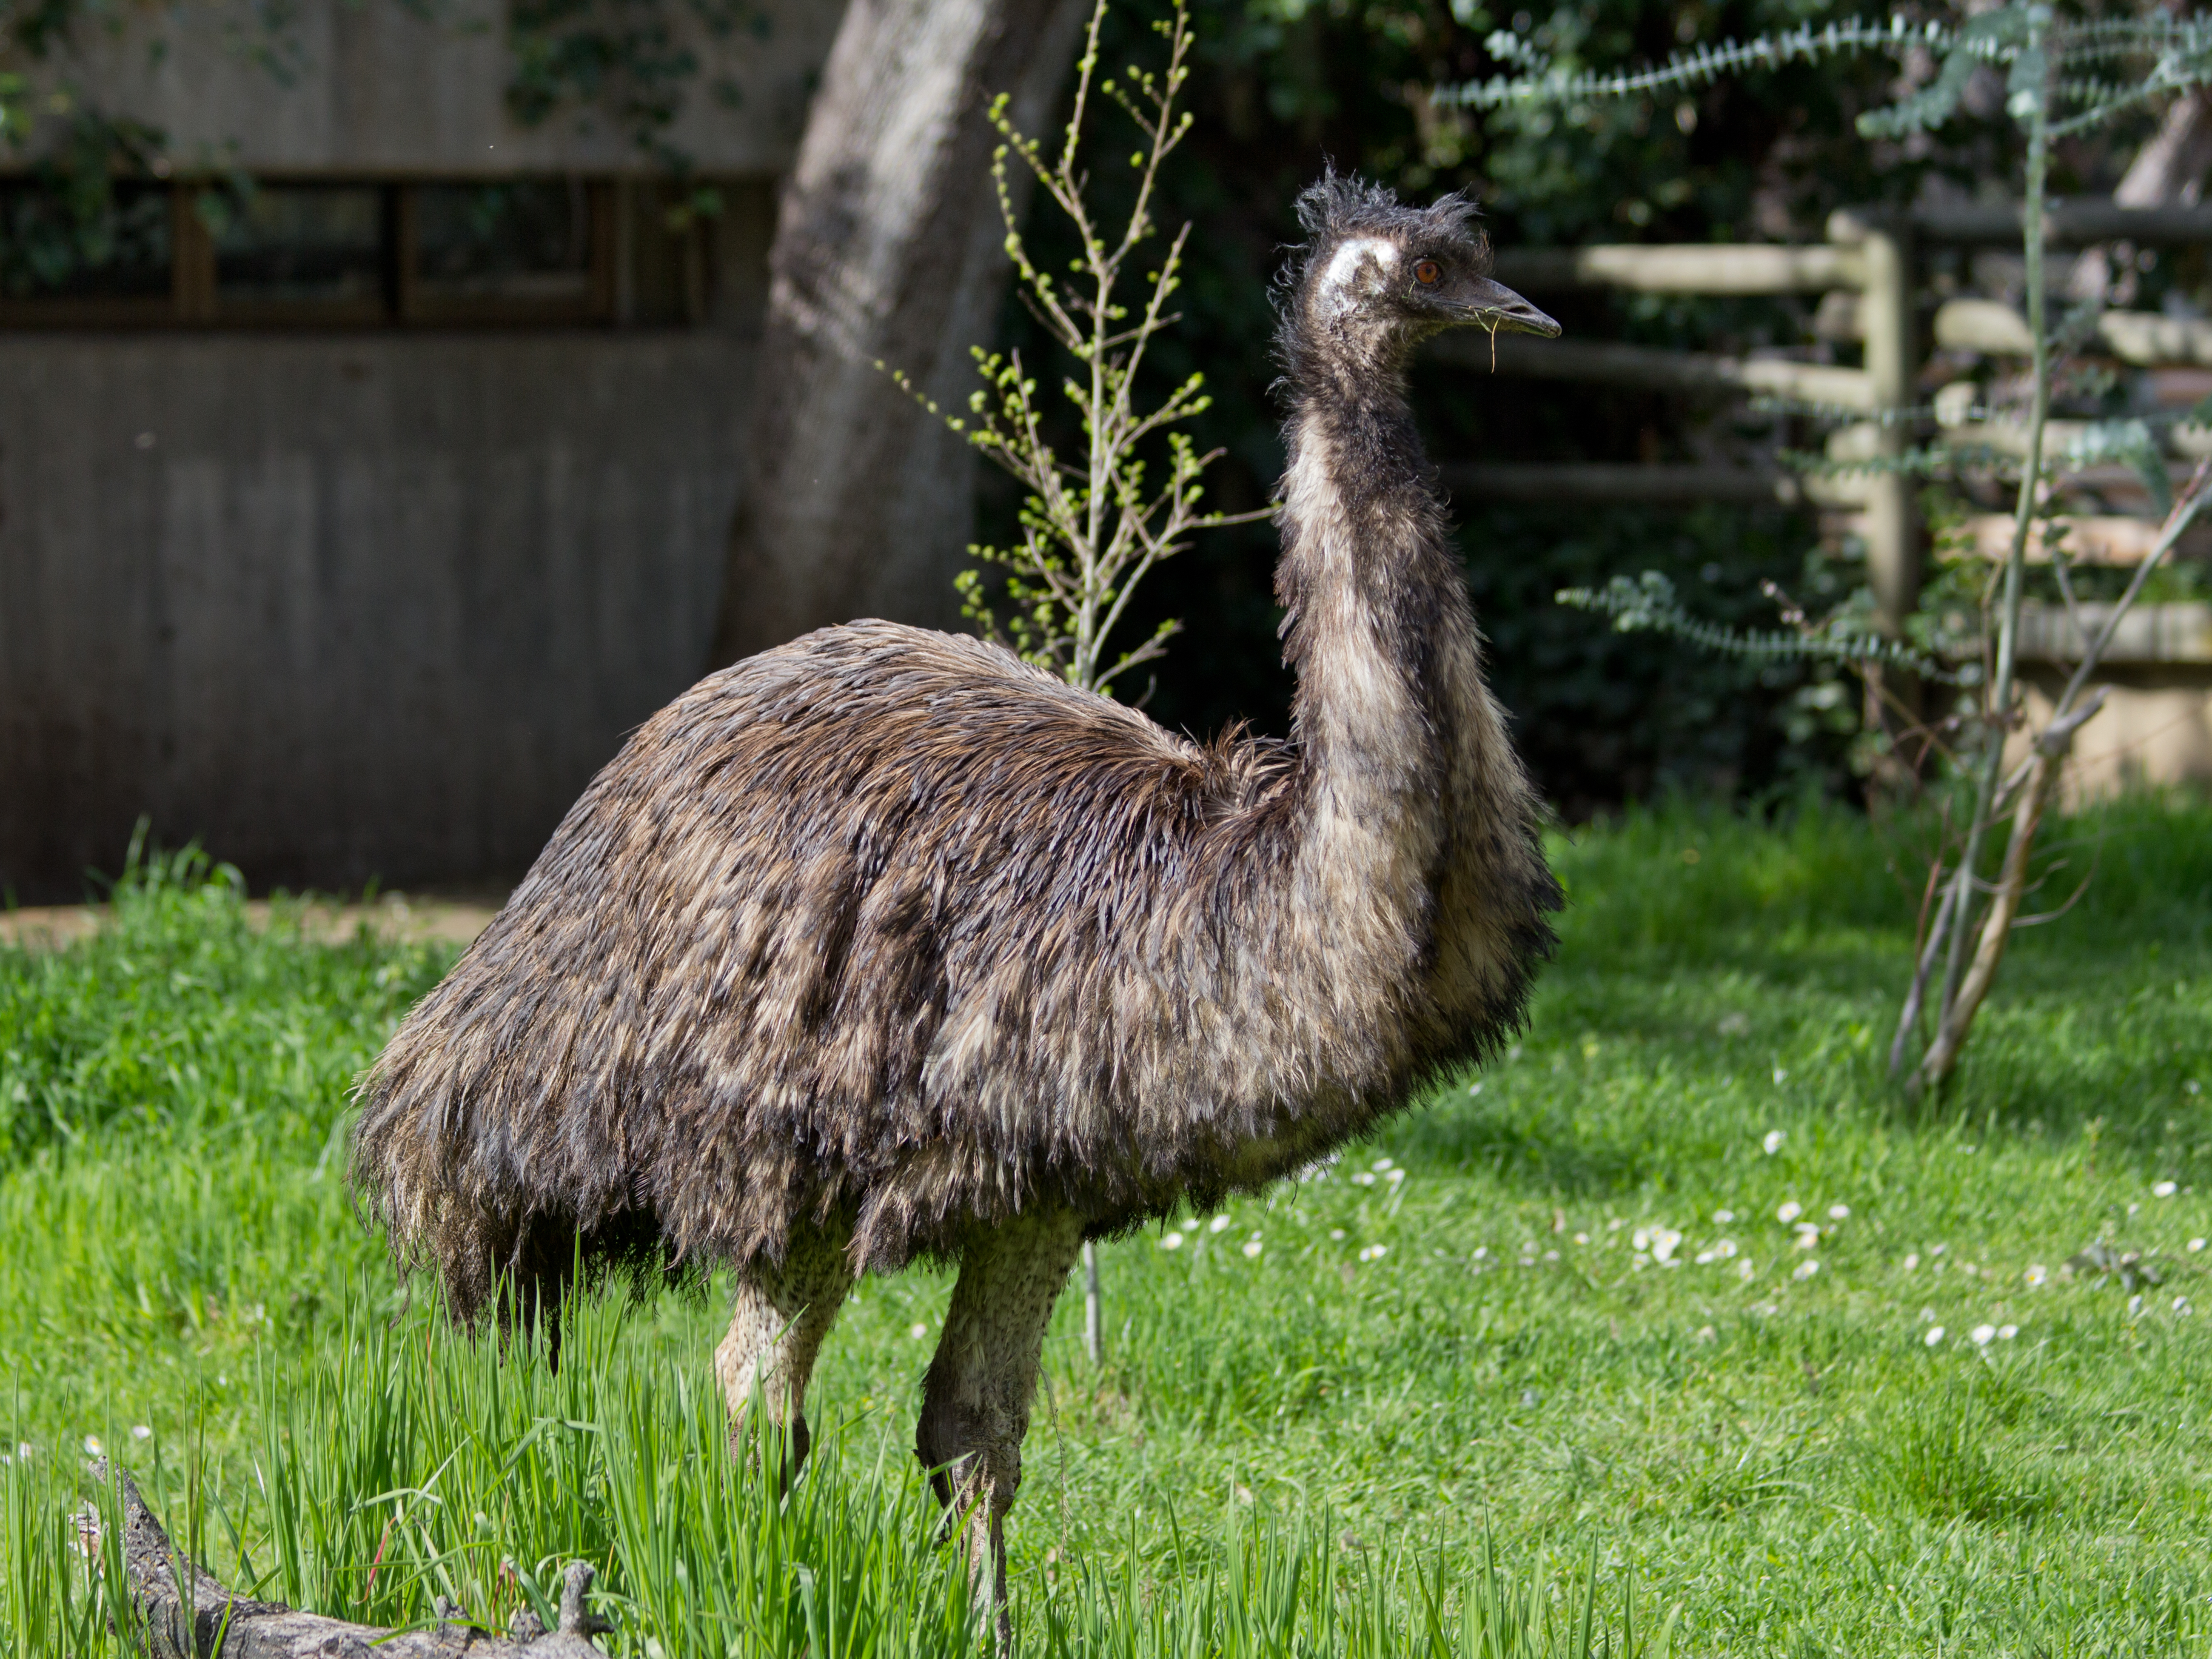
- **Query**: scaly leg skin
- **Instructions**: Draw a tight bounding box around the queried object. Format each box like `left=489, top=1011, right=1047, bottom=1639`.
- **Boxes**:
left=715, top=1221, right=855, bottom=1479
left=915, top=1206, right=1085, bottom=1648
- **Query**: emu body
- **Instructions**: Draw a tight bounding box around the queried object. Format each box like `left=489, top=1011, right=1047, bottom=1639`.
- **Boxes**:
left=352, top=175, right=1563, bottom=1621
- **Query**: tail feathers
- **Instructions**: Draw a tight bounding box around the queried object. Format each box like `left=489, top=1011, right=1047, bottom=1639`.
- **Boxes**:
left=354, top=1147, right=671, bottom=1367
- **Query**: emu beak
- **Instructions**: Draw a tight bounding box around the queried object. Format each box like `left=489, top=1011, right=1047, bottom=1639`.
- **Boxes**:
left=1464, top=276, right=1560, bottom=338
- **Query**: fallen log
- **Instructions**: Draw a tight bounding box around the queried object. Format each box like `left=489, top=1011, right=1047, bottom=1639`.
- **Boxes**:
left=92, top=1460, right=609, bottom=1658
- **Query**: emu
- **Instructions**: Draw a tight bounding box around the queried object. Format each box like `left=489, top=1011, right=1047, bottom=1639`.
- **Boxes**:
left=350, top=175, right=1563, bottom=1626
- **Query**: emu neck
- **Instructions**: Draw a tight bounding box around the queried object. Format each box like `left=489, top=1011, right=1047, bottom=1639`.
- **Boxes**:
left=1276, top=352, right=1466, bottom=825
left=1270, top=343, right=1486, bottom=1033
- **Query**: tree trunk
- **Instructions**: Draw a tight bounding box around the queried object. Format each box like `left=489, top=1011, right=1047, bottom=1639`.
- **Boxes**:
left=707, top=0, right=1094, bottom=667
left=95, top=1460, right=608, bottom=1658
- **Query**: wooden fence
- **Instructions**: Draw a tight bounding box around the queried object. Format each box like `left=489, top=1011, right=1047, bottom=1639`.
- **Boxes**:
left=1435, top=199, right=2212, bottom=674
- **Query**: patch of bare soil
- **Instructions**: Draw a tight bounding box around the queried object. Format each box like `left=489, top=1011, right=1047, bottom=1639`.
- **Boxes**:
left=0, top=892, right=499, bottom=951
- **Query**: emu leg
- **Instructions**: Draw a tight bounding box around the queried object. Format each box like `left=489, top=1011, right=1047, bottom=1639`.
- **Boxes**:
left=714, top=1222, right=854, bottom=1476
left=915, top=1206, right=1084, bottom=1644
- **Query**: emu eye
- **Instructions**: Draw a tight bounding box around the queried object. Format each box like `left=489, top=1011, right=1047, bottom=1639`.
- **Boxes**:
left=1413, top=260, right=1443, bottom=286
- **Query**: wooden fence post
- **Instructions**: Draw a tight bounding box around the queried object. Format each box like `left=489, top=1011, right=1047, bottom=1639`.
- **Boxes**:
left=1081, top=1239, right=1102, bottom=1365
left=1833, top=207, right=1923, bottom=638
left=1834, top=207, right=1925, bottom=753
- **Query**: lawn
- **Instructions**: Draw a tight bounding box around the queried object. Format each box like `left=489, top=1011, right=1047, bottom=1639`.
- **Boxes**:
left=4, top=800, right=2210, bottom=1657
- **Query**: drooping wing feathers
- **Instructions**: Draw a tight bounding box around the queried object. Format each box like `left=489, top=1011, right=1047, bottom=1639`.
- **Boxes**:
left=350, top=622, right=1436, bottom=1305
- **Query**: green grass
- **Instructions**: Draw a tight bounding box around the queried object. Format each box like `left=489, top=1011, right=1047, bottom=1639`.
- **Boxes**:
left=4, top=800, right=2211, bottom=1656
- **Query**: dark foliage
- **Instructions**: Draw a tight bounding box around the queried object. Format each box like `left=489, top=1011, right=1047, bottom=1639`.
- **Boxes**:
left=977, top=0, right=2154, bottom=811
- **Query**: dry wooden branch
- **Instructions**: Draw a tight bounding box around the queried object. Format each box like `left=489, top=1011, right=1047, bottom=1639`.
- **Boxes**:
left=92, top=1460, right=609, bottom=1659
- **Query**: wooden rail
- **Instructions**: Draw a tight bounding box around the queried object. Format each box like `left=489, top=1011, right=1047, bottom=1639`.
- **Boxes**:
left=1932, top=417, right=2212, bottom=460
left=2015, top=602, right=2212, bottom=665
left=1905, top=201, right=2212, bottom=246
left=1433, top=334, right=1874, bottom=409
left=1957, top=514, right=2207, bottom=566
left=1493, top=243, right=1863, bottom=294
left=1933, top=298, right=2212, bottom=366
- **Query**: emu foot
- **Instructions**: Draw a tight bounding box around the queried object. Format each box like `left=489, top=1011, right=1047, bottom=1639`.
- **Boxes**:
left=925, top=1469, right=1012, bottom=1651
left=915, top=1435, right=1014, bottom=1647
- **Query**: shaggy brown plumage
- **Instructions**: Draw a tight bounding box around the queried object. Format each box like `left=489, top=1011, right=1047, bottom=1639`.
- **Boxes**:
left=350, top=173, right=1564, bottom=1613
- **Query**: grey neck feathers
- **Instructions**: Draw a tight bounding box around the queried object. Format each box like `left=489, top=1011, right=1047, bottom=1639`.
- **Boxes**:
left=1273, top=348, right=1470, bottom=805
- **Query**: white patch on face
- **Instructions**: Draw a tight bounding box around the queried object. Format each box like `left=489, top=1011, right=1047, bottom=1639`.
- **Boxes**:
left=1318, top=238, right=1398, bottom=312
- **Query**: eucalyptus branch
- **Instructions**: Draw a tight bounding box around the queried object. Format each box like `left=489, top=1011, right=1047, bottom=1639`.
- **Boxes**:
left=1558, top=572, right=1965, bottom=682
left=1435, top=15, right=1952, bottom=110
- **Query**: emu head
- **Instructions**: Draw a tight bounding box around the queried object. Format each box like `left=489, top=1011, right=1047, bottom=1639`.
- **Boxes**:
left=1285, top=175, right=1559, bottom=370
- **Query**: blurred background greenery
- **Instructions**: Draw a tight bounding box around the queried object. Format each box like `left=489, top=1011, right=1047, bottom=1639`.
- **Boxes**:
left=990, top=0, right=2194, bottom=812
